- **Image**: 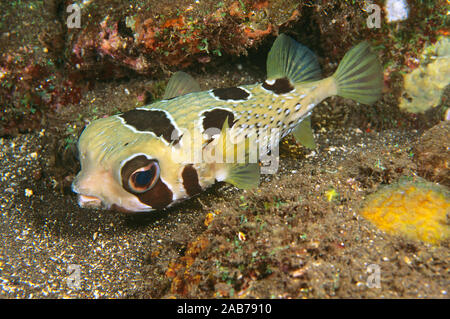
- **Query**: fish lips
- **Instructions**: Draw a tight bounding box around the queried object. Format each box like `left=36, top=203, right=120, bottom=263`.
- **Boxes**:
left=72, top=177, right=103, bottom=209
left=77, top=194, right=103, bottom=208
left=77, top=194, right=143, bottom=213
left=76, top=194, right=135, bottom=213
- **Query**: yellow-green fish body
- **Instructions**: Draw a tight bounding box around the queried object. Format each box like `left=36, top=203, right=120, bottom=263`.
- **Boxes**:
left=72, top=34, right=383, bottom=212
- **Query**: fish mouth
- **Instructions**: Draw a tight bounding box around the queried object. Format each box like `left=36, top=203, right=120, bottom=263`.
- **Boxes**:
left=76, top=194, right=135, bottom=213
left=77, top=194, right=103, bottom=208
left=72, top=176, right=104, bottom=209
left=72, top=179, right=153, bottom=213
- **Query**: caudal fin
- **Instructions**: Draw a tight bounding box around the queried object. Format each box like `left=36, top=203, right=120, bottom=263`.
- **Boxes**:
left=333, top=42, right=383, bottom=105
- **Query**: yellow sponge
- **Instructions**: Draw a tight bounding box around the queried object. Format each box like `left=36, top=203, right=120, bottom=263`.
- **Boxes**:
left=399, top=37, right=449, bottom=114
left=360, top=179, right=449, bottom=245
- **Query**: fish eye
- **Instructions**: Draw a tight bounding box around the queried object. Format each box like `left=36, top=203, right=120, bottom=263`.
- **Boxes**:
left=128, top=161, right=160, bottom=193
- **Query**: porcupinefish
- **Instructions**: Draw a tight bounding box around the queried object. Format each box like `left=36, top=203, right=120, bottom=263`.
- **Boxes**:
left=72, top=34, right=383, bottom=212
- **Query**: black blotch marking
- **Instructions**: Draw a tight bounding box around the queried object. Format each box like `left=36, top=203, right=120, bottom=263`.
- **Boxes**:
left=212, top=87, right=250, bottom=101
left=181, top=165, right=203, bottom=197
left=202, top=108, right=235, bottom=139
left=121, top=155, right=173, bottom=209
left=120, top=109, right=180, bottom=144
left=262, top=77, right=294, bottom=95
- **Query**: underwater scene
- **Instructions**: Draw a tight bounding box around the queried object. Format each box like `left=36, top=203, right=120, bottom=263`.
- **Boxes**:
left=0, top=0, right=448, bottom=299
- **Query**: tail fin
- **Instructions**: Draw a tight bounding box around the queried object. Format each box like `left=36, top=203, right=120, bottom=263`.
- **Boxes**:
left=267, top=34, right=321, bottom=83
left=333, top=42, right=383, bottom=105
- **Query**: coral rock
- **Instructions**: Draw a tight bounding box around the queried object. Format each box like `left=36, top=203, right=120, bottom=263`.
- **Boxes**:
left=414, top=121, right=450, bottom=187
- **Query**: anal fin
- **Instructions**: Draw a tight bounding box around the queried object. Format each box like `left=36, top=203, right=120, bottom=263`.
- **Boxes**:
left=292, top=116, right=316, bottom=149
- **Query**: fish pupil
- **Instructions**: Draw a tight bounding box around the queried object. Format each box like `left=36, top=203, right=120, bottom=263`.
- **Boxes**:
left=134, top=167, right=154, bottom=186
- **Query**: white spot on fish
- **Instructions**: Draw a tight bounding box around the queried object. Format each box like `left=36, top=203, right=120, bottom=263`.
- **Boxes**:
left=236, top=127, right=245, bottom=135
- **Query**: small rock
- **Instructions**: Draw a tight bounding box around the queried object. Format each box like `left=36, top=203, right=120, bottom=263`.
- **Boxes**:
left=24, top=188, right=33, bottom=197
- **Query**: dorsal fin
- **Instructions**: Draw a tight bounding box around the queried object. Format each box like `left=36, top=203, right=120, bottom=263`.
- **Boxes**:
left=267, top=34, right=321, bottom=83
left=162, top=71, right=201, bottom=99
